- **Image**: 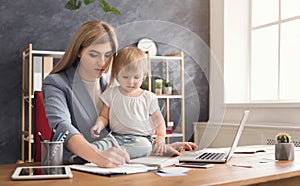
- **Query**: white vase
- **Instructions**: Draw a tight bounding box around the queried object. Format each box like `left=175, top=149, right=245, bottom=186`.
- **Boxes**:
left=163, top=87, right=172, bottom=95
left=275, top=143, right=294, bottom=161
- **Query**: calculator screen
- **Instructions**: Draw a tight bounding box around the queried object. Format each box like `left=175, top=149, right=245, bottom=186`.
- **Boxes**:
left=19, top=167, right=66, bottom=176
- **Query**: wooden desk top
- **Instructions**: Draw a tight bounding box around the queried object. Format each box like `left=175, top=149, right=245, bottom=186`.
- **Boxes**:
left=2, top=146, right=300, bottom=186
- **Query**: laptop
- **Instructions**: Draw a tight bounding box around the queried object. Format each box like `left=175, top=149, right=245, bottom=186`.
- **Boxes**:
left=179, top=110, right=250, bottom=163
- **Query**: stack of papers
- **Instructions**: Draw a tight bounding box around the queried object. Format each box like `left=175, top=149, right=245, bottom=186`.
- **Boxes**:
left=129, top=156, right=179, bottom=168
left=234, top=146, right=267, bottom=154
left=155, top=167, right=190, bottom=177
left=70, top=163, right=156, bottom=176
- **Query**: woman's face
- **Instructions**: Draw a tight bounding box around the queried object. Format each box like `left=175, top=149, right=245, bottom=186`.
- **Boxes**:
left=77, top=42, right=113, bottom=81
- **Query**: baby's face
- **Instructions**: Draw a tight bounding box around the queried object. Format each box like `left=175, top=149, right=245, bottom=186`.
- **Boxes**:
left=117, top=68, right=144, bottom=94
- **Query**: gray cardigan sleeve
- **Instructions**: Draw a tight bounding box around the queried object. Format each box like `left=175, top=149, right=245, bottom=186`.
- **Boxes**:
left=42, top=67, right=108, bottom=160
left=42, top=73, right=81, bottom=145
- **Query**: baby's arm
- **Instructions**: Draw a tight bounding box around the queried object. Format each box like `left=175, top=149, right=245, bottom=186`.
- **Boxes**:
left=90, top=104, right=109, bottom=138
left=151, top=110, right=166, bottom=155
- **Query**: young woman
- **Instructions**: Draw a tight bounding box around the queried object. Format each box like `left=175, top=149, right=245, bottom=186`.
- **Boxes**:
left=42, top=19, right=197, bottom=168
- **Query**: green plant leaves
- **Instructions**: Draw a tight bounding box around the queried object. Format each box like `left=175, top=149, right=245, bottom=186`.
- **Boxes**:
left=84, top=0, right=96, bottom=5
left=65, top=0, right=82, bottom=10
left=64, top=0, right=121, bottom=15
left=99, top=0, right=121, bottom=15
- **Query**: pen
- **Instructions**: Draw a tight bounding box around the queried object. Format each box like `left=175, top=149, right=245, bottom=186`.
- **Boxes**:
left=50, top=124, right=59, bottom=141
left=57, top=130, right=69, bottom=143
left=55, top=132, right=63, bottom=141
left=107, top=131, right=121, bottom=149
left=37, top=132, right=45, bottom=142
left=50, top=131, right=69, bottom=161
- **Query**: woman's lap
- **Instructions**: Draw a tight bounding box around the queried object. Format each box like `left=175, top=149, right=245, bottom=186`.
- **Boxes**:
left=92, top=134, right=152, bottom=159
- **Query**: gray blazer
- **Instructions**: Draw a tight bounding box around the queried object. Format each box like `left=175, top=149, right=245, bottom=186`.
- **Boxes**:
left=42, top=66, right=108, bottom=159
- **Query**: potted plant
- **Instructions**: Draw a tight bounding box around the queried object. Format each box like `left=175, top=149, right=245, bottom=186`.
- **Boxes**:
left=275, top=132, right=294, bottom=161
left=163, top=81, right=172, bottom=95
left=154, top=79, right=163, bottom=95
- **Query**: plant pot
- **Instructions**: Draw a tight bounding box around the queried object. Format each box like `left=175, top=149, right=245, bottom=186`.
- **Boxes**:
left=155, top=79, right=163, bottom=95
left=275, top=143, right=294, bottom=160
left=163, top=87, right=172, bottom=95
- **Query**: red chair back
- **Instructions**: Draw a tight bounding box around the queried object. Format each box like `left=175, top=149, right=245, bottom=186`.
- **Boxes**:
left=34, top=91, right=51, bottom=162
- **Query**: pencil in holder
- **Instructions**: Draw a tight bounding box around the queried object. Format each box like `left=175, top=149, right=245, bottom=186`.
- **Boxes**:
left=41, top=141, right=63, bottom=166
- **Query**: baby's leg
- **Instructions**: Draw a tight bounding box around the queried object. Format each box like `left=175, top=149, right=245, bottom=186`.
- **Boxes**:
left=92, top=134, right=152, bottom=159
left=120, top=136, right=152, bottom=159
left=91, top=137, right=115, bottom=150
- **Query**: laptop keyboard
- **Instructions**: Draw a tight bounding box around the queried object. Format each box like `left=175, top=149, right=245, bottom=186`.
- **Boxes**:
left=197, top=152, right=226, bottom=160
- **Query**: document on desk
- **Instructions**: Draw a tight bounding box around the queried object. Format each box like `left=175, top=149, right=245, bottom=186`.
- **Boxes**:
left=234, top=146, right=267, bottom=154
left=70, top=163, right=156, bottom=176
left=129, top=156, right=179, bottom=168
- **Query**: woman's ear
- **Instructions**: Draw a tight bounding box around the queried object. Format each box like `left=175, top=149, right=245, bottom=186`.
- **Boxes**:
left=77, top=48, right=83, bottom=58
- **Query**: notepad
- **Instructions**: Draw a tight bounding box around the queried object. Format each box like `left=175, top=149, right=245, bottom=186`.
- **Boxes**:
left=129, top=156, right=179, bottom=168
left=70, top=163, right=156, bottom=176
left=234, top=146, right=267, bottom=154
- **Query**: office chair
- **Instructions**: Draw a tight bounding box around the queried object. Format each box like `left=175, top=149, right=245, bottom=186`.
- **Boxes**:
left=34, top=91, right=51, bottom=162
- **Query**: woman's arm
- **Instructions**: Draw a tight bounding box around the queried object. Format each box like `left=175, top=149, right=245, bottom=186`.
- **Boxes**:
left=43, top=72, right=129, bottom=167
left=67, top=134, right=129, bottom=167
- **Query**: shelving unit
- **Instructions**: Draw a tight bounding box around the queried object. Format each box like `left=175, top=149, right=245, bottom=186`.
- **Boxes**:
left=147, top=52, right=185, bottom=142
left=21, top=43, right=64, bottom=163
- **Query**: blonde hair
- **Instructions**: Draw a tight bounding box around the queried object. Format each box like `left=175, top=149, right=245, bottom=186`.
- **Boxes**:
left=110, top=47, right=148, bottom=85
left=51, top=19, right=118, bottom=74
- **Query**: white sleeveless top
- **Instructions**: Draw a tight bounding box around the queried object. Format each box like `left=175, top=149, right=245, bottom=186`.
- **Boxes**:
left=100, top=87, right=161, bottom=136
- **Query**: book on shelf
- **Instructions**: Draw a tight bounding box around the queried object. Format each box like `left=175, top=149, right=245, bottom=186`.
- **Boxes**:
left=33, top=56, right=42, bottom=92
left=32, top=56, right=53, bottom=93
left=42, top=56, right=53, bottom=78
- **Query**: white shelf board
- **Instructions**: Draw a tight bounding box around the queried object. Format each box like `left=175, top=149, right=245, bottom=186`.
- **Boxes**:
left=152, top=132, right=183, bottom=138
left=156, top=95, right=182, bottom=99
left=150, top=55, right=182, bottom=62
left=28, top=50, right=65, bottom=58
left=166, top=133, right=184, bottom=138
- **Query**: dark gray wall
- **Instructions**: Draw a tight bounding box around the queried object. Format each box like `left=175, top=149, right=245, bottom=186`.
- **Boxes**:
left=0, top=0, right=209, bottom=164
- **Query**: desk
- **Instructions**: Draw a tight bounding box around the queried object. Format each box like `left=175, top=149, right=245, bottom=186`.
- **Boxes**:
left=2, top=146, right=300, bottom=186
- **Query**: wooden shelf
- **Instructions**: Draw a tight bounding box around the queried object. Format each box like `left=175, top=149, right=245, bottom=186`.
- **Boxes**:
left=147, top=51, right=185, bottom=143
left=21, top=43, right=63, bottom=163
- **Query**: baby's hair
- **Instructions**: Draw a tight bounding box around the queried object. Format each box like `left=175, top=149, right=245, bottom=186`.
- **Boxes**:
left=110, top=47, right=148, bottom=85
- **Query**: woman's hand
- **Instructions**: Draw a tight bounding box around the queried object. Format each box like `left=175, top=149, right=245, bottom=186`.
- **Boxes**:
left=67, top=134, right=130, bottom=168
left=94, top=147, right=130, bottom=168
left=152, top=136, right=167, bottom=155
left=165, top=142, right=198, bottom=156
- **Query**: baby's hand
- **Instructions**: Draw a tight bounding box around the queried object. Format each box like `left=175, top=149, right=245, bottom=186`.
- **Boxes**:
left=152, top=137, right=166, bottom=155
left=90, top=125, right=101, bottom=138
